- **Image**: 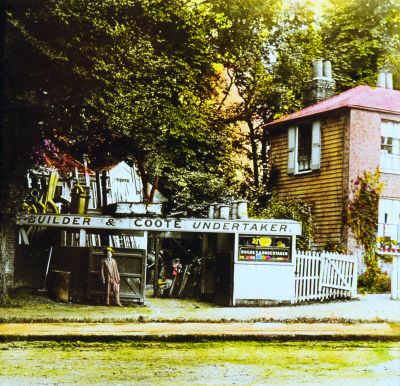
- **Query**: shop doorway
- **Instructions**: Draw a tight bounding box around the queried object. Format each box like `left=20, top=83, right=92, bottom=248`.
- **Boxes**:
left=149, top=233, right=205, bottom=299
left=214, top=252, right=233, bottom=306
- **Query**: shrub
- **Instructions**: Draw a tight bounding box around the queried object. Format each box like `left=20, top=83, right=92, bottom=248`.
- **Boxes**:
left=322, top=239, right=347, bottom=254
left=249, top=194, right=314, bottom=250
left=357, top=267, right=391, bottom=294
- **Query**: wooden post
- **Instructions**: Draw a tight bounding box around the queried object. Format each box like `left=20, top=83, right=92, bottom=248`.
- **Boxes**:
left=153, top=237, right=161, bottom=297
left=79, top=229, right=86, bottom=247
left=392, top=255, right=400, bottom=300
left=101, top=170, right=108, bottom=213
left=95, top=171, right=102, bottom=208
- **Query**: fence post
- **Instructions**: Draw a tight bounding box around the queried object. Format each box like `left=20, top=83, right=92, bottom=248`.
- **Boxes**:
left=392, top=255, right=400, bottom=300
left=350, top=255, right=358, bottom=298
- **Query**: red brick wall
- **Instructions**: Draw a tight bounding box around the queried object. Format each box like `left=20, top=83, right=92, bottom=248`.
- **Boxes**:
left=348, top=109, right=381, bottom=183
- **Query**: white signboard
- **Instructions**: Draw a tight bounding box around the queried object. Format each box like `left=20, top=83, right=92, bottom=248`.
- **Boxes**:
left=17, top=214, right=302, bottom=235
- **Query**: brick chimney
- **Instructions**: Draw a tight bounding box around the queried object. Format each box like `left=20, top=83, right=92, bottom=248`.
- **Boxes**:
left=303, top=59, right=336, bottom=106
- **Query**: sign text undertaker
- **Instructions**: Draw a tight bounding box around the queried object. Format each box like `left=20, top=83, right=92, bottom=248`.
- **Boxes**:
left=18, top=214, right=301, bottom=235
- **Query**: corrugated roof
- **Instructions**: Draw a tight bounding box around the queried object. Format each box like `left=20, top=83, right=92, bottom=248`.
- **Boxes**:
left=266, top=85, right=400, bottom=128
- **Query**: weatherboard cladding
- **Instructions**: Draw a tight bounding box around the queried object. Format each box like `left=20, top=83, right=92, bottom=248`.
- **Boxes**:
left=270, top=113, right=346, bottom=248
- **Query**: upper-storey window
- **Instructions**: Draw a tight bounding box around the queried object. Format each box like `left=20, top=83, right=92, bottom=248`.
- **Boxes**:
left=288, top=121, right=321, bottom=174
left=380, top=120, right=400, bottom=173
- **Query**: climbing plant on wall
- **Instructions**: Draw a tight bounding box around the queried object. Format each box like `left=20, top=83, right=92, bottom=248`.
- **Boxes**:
left=346, top=168, right=390, bottom=293
left=346, top=169, right=383, bottom=262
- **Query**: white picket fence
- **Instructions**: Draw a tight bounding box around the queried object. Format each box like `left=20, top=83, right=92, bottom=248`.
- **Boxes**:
left=294, top=251, right=358, bottom=303
left=391, top=255, right=400, bottom=300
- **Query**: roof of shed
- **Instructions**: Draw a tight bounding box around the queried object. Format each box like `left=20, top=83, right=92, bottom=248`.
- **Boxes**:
left=40, top=149, right=95, bottom=176
left=266, top=85, right=400, bottom=128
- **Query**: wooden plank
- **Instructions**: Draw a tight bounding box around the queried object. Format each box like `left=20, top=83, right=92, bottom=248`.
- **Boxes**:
left=294, top=251, right=300, bottom=303
left=298, top=252, right=305, bottom=299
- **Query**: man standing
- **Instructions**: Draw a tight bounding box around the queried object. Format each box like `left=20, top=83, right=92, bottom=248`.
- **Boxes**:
left=100, top=247, right=123, bottom=306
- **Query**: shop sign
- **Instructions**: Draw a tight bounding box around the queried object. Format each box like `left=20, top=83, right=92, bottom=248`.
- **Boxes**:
left=18, top=214, right=301, bottom=235
left=238, top=247, right=291, bottom=262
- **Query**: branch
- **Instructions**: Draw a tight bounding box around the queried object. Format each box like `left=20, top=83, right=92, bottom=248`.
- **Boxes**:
left=7, top=13, right=68, bottom=62
left=217, top=67, right=236, bottom=111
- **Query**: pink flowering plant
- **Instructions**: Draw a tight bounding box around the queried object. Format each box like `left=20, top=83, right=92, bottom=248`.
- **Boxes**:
left=377, top=237, right=400, bottom=255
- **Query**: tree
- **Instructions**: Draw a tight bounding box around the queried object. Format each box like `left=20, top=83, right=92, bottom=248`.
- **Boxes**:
left=211, top=0, right=321, bottom=205
left=5, top=0, right=240, bottom=204
left=321, top=0, right=400, bottom=91
left=1, top=0, right=242, bottom=301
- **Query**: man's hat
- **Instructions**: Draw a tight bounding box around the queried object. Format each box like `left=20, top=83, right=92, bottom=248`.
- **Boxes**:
left=104, top=246, right=114, bottom=253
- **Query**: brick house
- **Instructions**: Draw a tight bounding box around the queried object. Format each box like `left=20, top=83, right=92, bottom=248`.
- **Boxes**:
left=266, top=65, right=400, bottom=252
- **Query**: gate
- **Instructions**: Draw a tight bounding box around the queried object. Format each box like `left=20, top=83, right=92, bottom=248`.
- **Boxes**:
left=294, top=251, right=357, bottom=303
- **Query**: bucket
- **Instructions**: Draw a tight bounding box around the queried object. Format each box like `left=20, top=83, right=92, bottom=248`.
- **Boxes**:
left=50, top=270, right=70, bottom=302
left=237, top=200, right=248, bottom=219
left=219, top=204, right=230, bottom=220
left=70, top=184, right=91, bottom=214
left=208, top=204, right=216, bottom=219
left=230, top=201, right=238, bottom=219
left=214, top=204, right=220, bottom=219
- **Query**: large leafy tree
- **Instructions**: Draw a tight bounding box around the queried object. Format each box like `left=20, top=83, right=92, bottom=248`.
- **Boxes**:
left=5, top=0, right=239, bottom=208
left=211, top=0, right=321, bottom=205
left=1, top=0, right=242, bottom=301
left=321, top=0, right=400, bottom=91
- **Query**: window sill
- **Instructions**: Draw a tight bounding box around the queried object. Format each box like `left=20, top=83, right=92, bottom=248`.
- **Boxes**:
left=288, top=169, right=320, bottom=176
left=380, top=168, right=400, bottom=175
left=295, top=169, right=319, bottom=175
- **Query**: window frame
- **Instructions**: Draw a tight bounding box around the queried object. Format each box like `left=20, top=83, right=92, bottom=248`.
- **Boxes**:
left=380, top=120, right=400, bottom=173
left=288, top=120, right=321, bottom=175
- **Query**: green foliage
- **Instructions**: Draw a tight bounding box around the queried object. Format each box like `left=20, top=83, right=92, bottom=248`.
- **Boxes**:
left=5, top=0, right=240, bottom=207
left=322, top=240, right=347, bottom=254
left=249, top=194, right=314, bottom=250
left=358, top=266, right=391, bottom=294
left=321, top=0, right=400, bottom=91
left=346, top=169, right=387, bottom=293
left=212, top=0, right=322, bottom=205
left=346, top=169, right=384, bottom=257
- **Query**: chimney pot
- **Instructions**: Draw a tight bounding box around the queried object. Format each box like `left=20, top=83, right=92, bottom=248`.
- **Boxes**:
left=385, top=72, right=393, bottom=89
left=377, top=72, right=386, bottom=88
left=323, top=60, right=332, bottom=80
left=303, top=60, right=335, bottom=106
left=313, top=60, right=323, bottom=78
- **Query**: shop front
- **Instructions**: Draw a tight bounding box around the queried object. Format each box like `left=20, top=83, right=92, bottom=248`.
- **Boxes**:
left=17, top=214, right=301, bottom=306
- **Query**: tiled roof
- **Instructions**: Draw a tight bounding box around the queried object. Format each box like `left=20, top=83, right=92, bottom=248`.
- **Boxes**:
left=266, top=85, right=400, bottom=128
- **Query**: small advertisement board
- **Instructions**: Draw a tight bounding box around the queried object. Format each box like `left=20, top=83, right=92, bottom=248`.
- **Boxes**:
left=238, top=235, right=292, bottom=263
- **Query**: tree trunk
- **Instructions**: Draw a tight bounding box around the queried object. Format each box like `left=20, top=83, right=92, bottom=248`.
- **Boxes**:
left=247, top=118, right=259, bottom=187
left=261, top=126, right=269, bottom=186
left=148, top=175, right=159, bottom=203
left=135, top=158, right=159, bottom=204
left=135, top=159, right=149, bottom=202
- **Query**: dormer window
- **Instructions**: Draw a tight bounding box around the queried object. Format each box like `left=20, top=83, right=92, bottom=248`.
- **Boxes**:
left=288, top=121, right=321, bottom=174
